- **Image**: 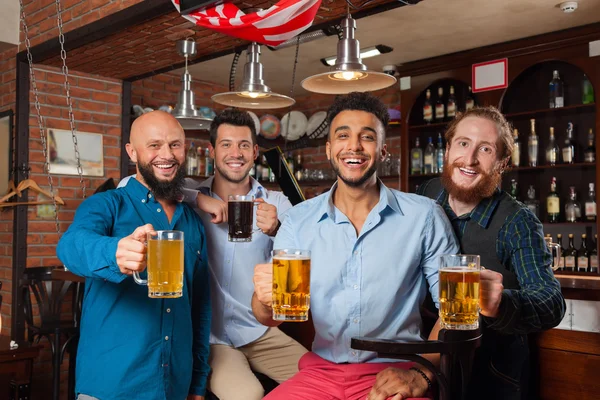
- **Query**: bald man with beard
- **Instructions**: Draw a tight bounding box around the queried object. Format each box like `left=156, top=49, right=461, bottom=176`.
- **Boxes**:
left=417, top=107, right=565, bottom=400
left=57, top=111, right=211, bottom=400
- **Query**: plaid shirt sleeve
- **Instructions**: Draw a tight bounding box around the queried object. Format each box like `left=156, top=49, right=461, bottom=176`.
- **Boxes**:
left=484, top=208, right=566, bottom=334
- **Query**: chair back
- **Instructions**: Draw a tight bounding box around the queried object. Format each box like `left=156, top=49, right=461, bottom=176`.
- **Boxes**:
left=22, top=267, right=80, bottom=329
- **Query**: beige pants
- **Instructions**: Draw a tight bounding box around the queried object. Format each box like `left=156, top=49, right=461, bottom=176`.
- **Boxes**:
left=209, top=327, right=308, bottom=400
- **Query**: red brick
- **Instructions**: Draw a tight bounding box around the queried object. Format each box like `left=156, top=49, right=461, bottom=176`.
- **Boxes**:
left=91, top=91, right=119, bottom=103
left=104, top=157, right=119, bottom=169
left=91, top=113, right=120, bottom=125
left=77, top=77, right=106, bottom=91
left=77, top=99, right=106, bottom=113
left=75, top=122, right=104, bottom=134
left=103, top=136, right=119, bottom=147
left=104, top=146, right=121, bottom=157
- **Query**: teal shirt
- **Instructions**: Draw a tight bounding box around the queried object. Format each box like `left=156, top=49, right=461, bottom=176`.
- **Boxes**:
left=57, top=178, right=211, bottom=399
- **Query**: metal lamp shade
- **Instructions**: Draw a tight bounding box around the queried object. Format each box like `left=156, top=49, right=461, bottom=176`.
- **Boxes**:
left=212, top=42, right=295, bottom=109
left=301, top=15, right=396, bottom=94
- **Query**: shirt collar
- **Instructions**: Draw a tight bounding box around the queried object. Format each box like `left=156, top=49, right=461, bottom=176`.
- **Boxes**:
left=439, top=186, right=502, bottom=229
left=199, top=175, right=267, bottom=199
left=125, top=176, right=159, bottom=203
left=316, top=179, right=402, bottom=223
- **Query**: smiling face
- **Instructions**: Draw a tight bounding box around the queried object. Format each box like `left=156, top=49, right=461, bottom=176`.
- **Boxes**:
left=325, top=110, right=387, bottom=188
left=211, top=123, right=258, bottom=184
left=126, top=111, right=187, bottom=200
left=441, top=116, right=505, bottom=204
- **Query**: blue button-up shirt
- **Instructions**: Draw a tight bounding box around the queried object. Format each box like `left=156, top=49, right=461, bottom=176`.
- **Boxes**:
left=274, top=181, right=459, bottom=364
left=185, top=176, right=293, bottom=347
left=56, top=178, right=211, bottom=400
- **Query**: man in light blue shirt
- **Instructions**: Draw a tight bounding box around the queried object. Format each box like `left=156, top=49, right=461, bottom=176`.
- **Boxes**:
left=252, top=93, right=459, bottom=400
left=57, top=111, right=210, bottom=400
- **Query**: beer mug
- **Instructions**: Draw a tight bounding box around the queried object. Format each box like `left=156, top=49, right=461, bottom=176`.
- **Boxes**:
left=272, top=249, right=311, bottom=322
left=228, top=195, right=260, bottom=242
left=133, top=230, right=184, bottom=298
left=545, top=236, right=561, bottom=271
left=439, top=254, right=481, bottom=330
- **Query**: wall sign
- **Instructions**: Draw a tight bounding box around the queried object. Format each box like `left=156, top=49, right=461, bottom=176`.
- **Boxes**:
left=472, top=58, right=508, bottom=93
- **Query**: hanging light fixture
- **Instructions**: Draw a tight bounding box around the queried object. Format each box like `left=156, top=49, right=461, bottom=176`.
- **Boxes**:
left=172, top=39, right=213, bottom=130
left=212, top=42, right=295, bottom=109
left=301, top=15, right=397, bottom=94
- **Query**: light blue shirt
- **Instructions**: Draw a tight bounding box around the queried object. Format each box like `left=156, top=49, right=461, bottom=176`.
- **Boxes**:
left=187, top=176, right=293, bottom=347
left=274, top=181, right=459, bottom=364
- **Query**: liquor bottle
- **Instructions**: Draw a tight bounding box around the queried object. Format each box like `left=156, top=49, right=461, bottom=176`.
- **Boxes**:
left=562, top=122, right=575, bottom=164
left=549, top=70, right=564, bottom=108
left=509, top=179, right=519, bottom=201
left=564, top=233, right=577, bottom=272
left=286, top=152, right=294, bottom=175
left=565, top=186, right=582, bottom=223
left=294, top=152, right=303, bottom=181
left=423, top=89, right=433, bottom=124
left=590, top=234, right=598, bottom=273
left=528, top=119, right=538, bottom=167
left=423, top=137, right=435, bottom=174
left=557, top=233, right=565, bottom=271
left=204, top=147, right=214, bottom=176
left=577, top=234, right=589, bottom=272
left=546, top=177, right=560, bottom=223
left=255, top=157, right=263, bottom=181
left=197, top=146, right=205, bottom=176
left=446, top=86, right=457, bottom=120
left=582, top=74, right=594, bottom=105
left=465, top=86, right=475, bottom=111
left=585, top=182, right=597, bottom=222
left=186, top=142, right=198, bottom=176
left=435, top=87, right=445, bottom=122
left=261, top=155, right=270, bottom=182
left=511, top=129, right=521, bottom=167
left=249, top=160, right=256, bottom=179
left=410, top=137, right=423, bottom=175
left=435, top=133, right=444, bottom=173
left=525, top=185, right=539, bottom=218
left=584, top=128, right=595, bottom=163
left=545, top=127, right=559, bottom=165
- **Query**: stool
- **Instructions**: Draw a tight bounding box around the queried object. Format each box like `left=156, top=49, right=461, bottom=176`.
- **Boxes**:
left=21, top=267, right=83, bottom=400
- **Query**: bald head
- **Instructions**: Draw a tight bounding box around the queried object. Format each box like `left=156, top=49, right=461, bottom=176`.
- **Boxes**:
left=130, top=110, right=184, bottom=150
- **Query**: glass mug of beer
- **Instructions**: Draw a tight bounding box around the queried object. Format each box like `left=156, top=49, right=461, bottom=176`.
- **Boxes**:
left=545, top=236, right=561, bottom=271
left=439, top=254, right=481, bottom=330
left=133, top=230, right=184, bottom=298
left=272, top=249, right=311, bottom=322
left=228, top=195, right=260, bottom=242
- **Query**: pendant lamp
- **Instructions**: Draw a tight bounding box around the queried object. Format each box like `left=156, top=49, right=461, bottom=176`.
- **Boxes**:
left=301, top=15, right=396, bottom=94
left=172, top=39, right=213, bottom=130
left=212, top=42, right=295, bottom=109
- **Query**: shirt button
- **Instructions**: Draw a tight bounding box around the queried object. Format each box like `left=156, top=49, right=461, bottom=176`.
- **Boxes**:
left=149, top=194, right=153, bottom=198
left=157, top=208, right=161, bottom=213
left=353, top=284, right=359, bottom=290
left=354, top=251, right=358, bottom=255
left=197, top=251, right=201, bottom=255
left=165, top=336, right=169, bottom=341
left=166, top=308, right=171, bottom=313
left=351, top=351, right=357, bottom=356
left=226, top=259, right=230, bottom=263
left=141, top=199, right=146, bottom=203
left=353, top=318, right=359, bottom=323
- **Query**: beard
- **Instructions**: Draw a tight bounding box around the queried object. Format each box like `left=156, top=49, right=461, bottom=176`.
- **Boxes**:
left=138, top=159, right=186, bottom=201
left=330, top=152, right=378, bottom=188
left=214, top=157, right=252, bottom=184
left=440, top=159, right=502, bottom=204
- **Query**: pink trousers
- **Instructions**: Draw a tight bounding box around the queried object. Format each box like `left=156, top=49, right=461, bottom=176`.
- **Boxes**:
left=264, top=352, right=433, bottom=400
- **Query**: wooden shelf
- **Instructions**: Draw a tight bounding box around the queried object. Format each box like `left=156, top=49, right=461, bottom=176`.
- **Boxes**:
left=542, top=221, right=597, bottom=226
left=504, top=103, right=596, bottom=118
left=504, top=162, right=595, bottom=172
left=408, top=121, right=448, bottom=130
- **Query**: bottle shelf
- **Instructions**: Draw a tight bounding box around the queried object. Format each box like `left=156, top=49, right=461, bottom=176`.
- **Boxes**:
left=409, top=172, right=441, bottom=180
left=554, top=270, right=600, bottom=277
left=504, top=103, right=595, bottom=118
left=408, top=121, right=449, bottom=131
left=505, top=162, right=595, bottom=172
left=543, top=221, right=597, bottom=226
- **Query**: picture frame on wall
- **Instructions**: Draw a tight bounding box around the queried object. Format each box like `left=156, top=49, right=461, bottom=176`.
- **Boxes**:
left=48, top=128, right=104, bottom=177
left=0, top=110, right=13, bottom=193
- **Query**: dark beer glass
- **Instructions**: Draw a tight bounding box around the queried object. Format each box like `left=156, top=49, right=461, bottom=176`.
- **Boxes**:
left=228, top=195, right=256, bottom=242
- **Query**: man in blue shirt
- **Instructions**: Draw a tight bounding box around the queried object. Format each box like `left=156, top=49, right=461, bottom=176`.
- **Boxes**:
left=252, top=92, right=460, bottom=400
left=57, top=111, right=211, bottom=400
left=182, top=109, right=307, bottom=400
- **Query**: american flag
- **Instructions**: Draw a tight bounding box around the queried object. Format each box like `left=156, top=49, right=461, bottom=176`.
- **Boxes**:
left=171, top=0, right=322, bottom=46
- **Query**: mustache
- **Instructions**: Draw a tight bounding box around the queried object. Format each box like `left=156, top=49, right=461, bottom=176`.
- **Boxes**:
left=224, top=157, right=247, bottom=163
left=451, top=161, right=483, bottom=174
left=151, top=158, right=179, bottom=165
left=339, top=151, right=370, bottom=159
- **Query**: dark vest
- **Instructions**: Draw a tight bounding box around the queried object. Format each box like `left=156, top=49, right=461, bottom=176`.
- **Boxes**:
left=421, top=178, right=520, bottom=290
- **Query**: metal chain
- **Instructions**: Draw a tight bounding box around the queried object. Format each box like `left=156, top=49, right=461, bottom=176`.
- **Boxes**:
left=55, top=0, right=86, bottom=199
left=282, top=36, right=301, bottom=155
left=19, top=0, right=61, bottom=235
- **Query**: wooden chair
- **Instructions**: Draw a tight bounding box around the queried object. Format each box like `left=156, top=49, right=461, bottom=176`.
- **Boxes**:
left=21, top=267, right=83, bottom=400
left=351, top=328, right=482, bottom=400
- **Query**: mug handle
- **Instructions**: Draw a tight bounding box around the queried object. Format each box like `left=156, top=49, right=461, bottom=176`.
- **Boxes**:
left=133, top=271, right=148, bottom=285
left=547, top=242, right=561, bottom=271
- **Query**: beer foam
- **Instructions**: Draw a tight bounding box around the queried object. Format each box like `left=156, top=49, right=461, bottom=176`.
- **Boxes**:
left=440, top=267, right=479, bottom=273
left=274, top=255, right=311, bottom=260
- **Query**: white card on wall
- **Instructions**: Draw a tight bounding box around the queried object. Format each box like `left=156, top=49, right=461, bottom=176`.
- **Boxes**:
left=472, top=58, right=508, bottom=93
